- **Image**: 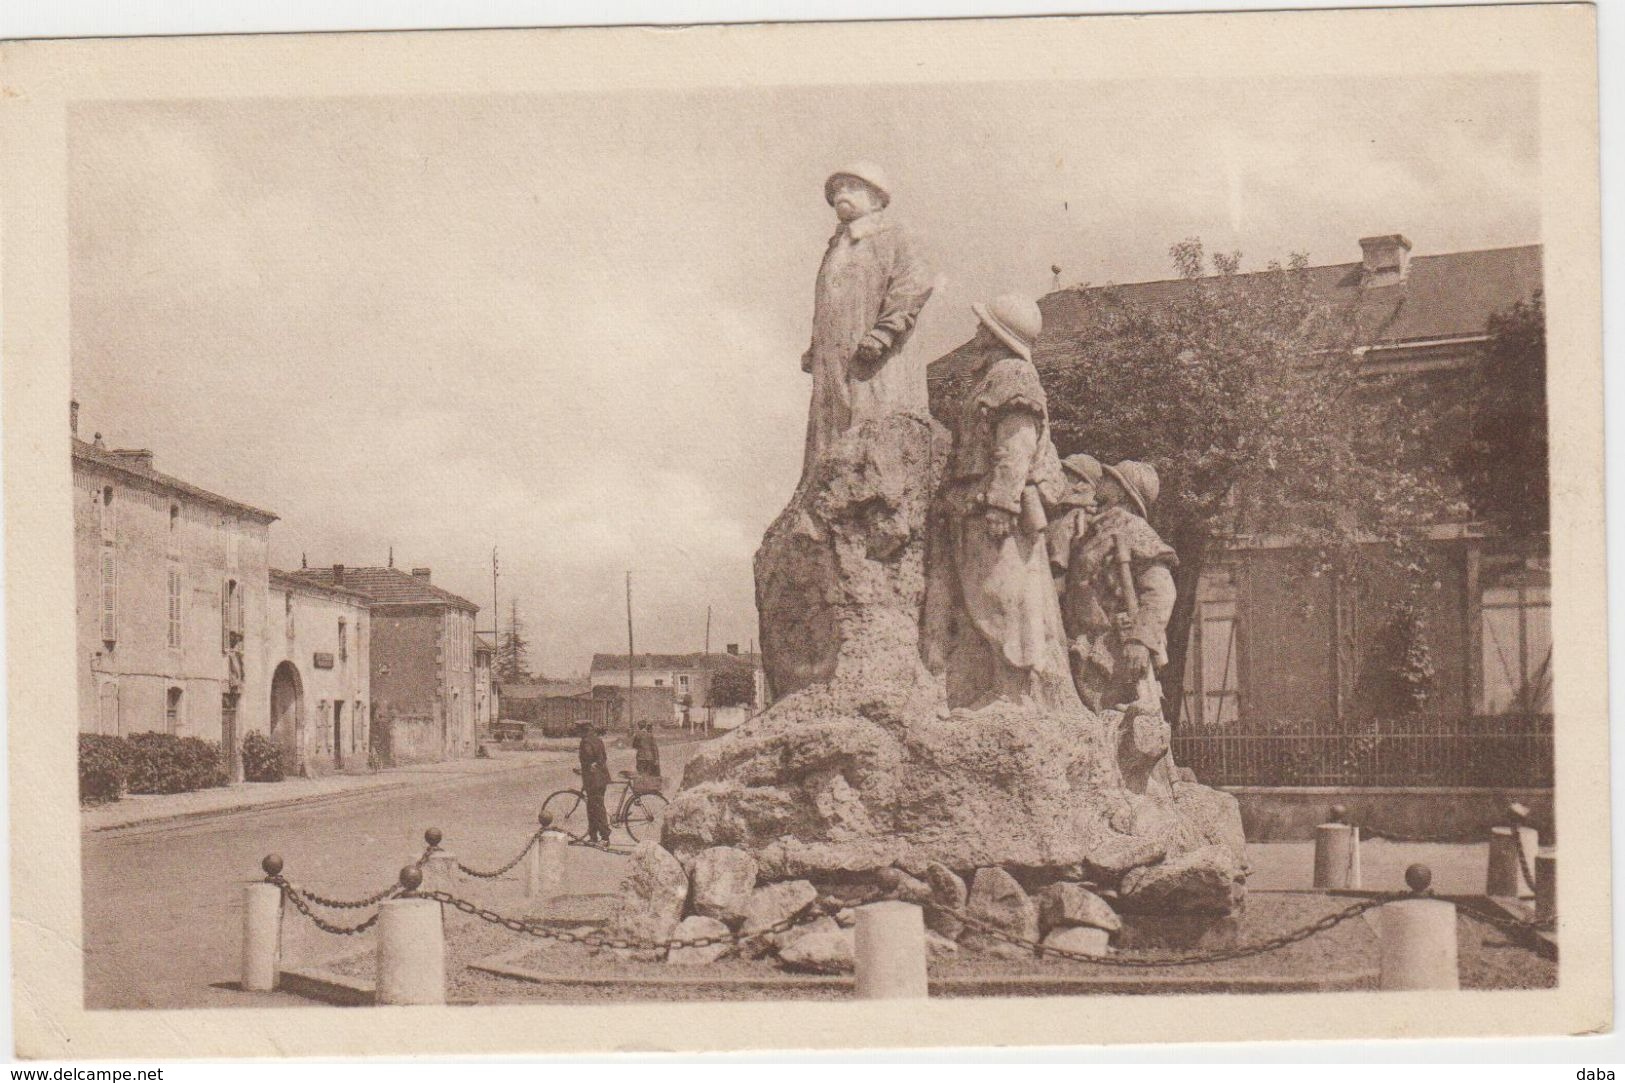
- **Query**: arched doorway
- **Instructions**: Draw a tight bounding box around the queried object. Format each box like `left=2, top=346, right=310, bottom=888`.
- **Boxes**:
left=269, top=661, right=305, bottom=773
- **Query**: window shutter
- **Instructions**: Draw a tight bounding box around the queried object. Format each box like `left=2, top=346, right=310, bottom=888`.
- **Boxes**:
left=221, top=582, right=230, bottom=652
left=100, top=549, right=117, bottom=641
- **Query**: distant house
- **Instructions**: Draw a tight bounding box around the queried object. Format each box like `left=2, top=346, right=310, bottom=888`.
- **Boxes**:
left=588, top=645, right=765, bottom=723
left=73, top=420, right=277, bottom=782
left=268, top=570, right=372, bottom=775
left=287, top=564, right=479, bottom=766
left=928, top=235, right=1549, bottom=789
left=498, top=679, right=610, bottom=737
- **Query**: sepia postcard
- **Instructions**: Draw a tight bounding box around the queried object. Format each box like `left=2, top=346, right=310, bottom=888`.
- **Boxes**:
left=0, top=2, right=1606, bottom=1059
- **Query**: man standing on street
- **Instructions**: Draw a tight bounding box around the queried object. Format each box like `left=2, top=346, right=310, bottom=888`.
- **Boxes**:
left=632, top=719, right=662, bottom=779
left=576, top=720, right=611, bottom=844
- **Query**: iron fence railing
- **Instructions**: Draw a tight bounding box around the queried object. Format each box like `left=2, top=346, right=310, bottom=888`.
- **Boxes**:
left=1170, top=715, right=1553, bottom=788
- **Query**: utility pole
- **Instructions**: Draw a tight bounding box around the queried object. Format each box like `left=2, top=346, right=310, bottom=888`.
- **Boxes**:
left=705, top=605, right=712, bottom=655
left=625, top=571, right=636, bottom=736
left=491, top=545, right=499, bottom=671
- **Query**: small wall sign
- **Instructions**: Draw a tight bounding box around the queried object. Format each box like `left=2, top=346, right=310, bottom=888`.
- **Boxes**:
left=313, top=651, right=335, bottom=669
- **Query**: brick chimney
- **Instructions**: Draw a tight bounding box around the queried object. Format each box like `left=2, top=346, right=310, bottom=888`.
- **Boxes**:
left=412, top=567, right=432, bottom=581
left=1359, top=234, right=1412, bottom=287
left=332, top=564, right=345, bottom=585
left=71, top=399, right=79, bottom=438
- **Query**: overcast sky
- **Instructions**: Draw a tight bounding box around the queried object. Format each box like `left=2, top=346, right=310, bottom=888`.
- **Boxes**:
left=68, top=74, right=1539, bottom=676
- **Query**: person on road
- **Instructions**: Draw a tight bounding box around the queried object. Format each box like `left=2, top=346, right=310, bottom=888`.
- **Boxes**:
left=576, top=720, right=611, bottom=844
left=632, top=719, right=662, bottom=779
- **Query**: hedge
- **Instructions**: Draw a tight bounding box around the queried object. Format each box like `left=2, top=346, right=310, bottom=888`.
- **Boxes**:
left=124, top=732, right=228, bottom=794
left=241, top=731, right=286, bottom=783
left=78, top=734, right=128, bottom=804
left=78, top=732, right=229, bottom=803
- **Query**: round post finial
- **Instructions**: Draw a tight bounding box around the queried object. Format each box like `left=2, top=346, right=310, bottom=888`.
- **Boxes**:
left=1329, top=804, right=1347, bottom=824
left=400, top=864, right=424, bottom=892
left=425, top=828, right=443, bottom=847
left=538, top=810, right=553, bottom=829
left=1507, top=801, right=1531, bottom=827
left=1404, top=864, right=1433, bottom=895
left=261, top=854, right=284, bottom=879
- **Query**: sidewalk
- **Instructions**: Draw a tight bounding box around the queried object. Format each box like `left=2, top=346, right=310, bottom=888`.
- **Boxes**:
left=80, top=749, right=569, bottom=833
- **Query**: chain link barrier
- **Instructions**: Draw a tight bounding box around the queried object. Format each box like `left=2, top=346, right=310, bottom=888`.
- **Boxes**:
left=932, top=896, right=1389, bottom=968
left=409, top=888, right=829, bottom=951
left=456, top=831, right=544, bottom=880
left=271, top=877, right=397, bottom=936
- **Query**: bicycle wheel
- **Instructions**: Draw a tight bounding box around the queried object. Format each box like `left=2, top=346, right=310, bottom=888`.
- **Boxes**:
left=623, top=793, right=668, bottom=842
left=541, top=789, right=587, bottom=841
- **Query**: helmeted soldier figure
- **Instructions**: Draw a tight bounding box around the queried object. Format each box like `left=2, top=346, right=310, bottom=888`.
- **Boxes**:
left=1059, top=459, right=1178, bottom=713
left=800, top=162, right=935, bottom=479
left=939, top=293, right=1072, bottom=711
left=1046, top=452, right=1104, bottom=581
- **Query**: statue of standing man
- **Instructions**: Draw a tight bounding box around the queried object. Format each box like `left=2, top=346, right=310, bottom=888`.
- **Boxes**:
left=801, top=163, right=935, bottom=479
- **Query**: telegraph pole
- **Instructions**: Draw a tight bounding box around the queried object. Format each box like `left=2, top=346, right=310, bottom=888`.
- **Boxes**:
left=491, top=546, right=499, bottom=673
left=625, top=571, right=636, bottom=736
left=705, top=605, right=712, bottom=655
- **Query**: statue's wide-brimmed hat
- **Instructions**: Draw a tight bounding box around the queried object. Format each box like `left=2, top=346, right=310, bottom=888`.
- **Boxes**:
left=1103, top=460, right=1160, bottom=519
left=825, top=162, right=892, bottom=206
left=971, top=293, right=1043, bottom=362
left=1061, top=453, right=1104, bottom=485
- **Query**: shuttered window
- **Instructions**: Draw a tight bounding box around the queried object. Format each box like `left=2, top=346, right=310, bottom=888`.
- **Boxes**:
left=100, top=549, right=118, bottom=642
left=167, top=566, right=183, bottom=649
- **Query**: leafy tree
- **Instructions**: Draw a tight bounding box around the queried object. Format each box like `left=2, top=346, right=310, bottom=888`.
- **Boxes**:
left=1038, top=239, right=1443, bottom=726
left=708, top=665, right=758, bottom=709
left=496, top=598, right=533, bottom=683
left=1451, top=292, right=1548, bottom=535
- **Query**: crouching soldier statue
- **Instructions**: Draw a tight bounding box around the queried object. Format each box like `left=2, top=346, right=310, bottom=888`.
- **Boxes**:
left=1058, top=460, right=1179, bottom=792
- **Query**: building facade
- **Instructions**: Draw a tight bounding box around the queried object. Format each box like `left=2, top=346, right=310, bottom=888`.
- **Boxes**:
left=74, top=432, right=277, bottom=781
left=287, top=565, right=479, bottom=766
left=929, top=236, right=1550, bottom=789
left=474, top=634, right=494, bottom=734
left=588, top=646, right=765, bottom=723
left=268, top=569, right=373, bottom=775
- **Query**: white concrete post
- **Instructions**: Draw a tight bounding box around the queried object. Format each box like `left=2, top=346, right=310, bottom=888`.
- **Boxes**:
left=422, top=850, right=460, bottom=895
left=854, top=900, right=929, bottom=1000
left=1485, top=825, right=1539, bottom=898
left=1379, top=898, right=1459, bottom=991
left=376, top=898, right=446, bottom=1006
left=1535, top=848, right=1556, bottom=924
left=529, top=831, right=567, bottom=901
left=1313, top=823, right=1362, bottom=889
left=240, top=882, right=284, bottom=992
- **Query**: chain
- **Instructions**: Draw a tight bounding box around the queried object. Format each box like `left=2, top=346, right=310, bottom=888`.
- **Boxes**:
left=295, top=881, right=401, bottom=910
left=1459, top=901, right=1555, bottom=936
left=457, top=832, right=543, bottom=880
left=935, top=897, right=1389, bottom=968
left=411, top=889, right=830, bottom=951
left=273, top=878, right=391, bottom=936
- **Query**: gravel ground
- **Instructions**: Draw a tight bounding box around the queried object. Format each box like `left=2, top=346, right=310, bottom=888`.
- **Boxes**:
left=313, top=892, right=1554, bottom=1003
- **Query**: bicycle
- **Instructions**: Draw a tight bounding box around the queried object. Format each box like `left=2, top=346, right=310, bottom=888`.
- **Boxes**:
left=541, top=769, right=669, bottom=843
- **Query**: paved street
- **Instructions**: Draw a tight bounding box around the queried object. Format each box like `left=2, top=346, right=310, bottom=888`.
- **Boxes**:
left=82, top=739, right=704, bottom=1009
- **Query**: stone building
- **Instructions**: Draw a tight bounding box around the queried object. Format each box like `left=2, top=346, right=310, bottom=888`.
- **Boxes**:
left=287, top=564, right=479, bottom=765
left=73, top=425, right=277, bottom=782
left=929, top=235, right=1549, bottom=791
left=588, top=646, right=765, bottom=724
left=267, top=569, right=373, bottom=775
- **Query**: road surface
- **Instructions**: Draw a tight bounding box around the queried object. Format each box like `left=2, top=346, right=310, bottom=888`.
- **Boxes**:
left=81, top=740, right=699, bottom=1009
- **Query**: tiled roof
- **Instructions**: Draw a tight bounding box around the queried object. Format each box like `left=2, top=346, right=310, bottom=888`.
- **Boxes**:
left=928, top=243, right=1543, bottom=391
left=286, top=566, right=478, bottom=612
left=269, top=568, right=374, bottom=604
left=590, top=651, right=761, bottom=673
left=72, top=438, right=278, bottom=522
